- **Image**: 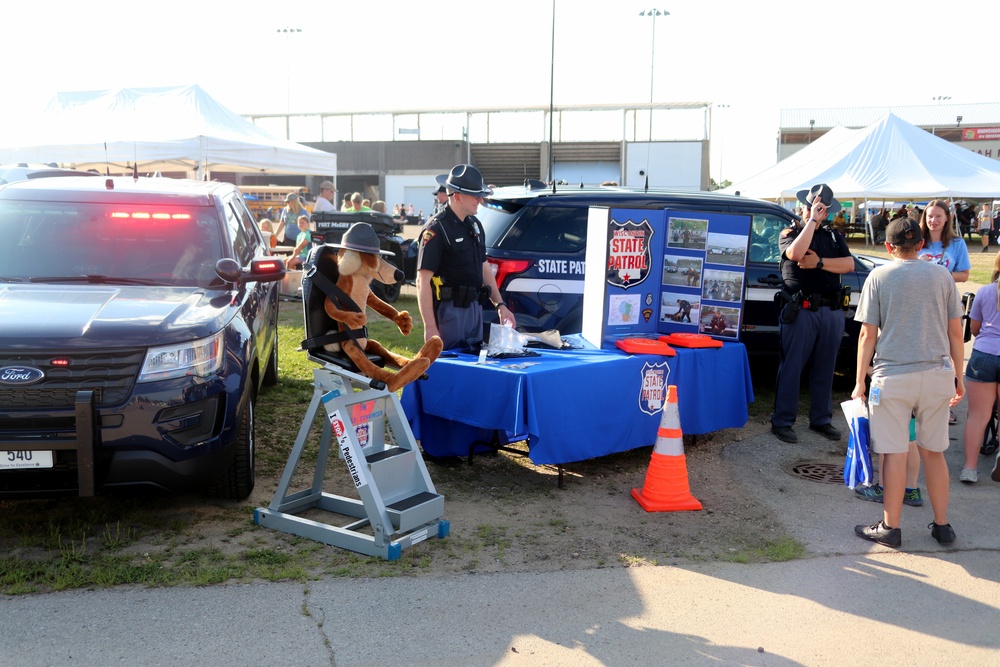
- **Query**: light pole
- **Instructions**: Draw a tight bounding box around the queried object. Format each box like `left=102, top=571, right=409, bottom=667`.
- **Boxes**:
left=639, top=9, right=669, bottom=143
left=715, top=103, right=729, bottom=188
left=276, top=27, right=302, bottom=114
left=931, top=96, right=951, bottom=135
left=639, top=9, right=669, bottom=188
left=548, top=0, right=556, bottom=185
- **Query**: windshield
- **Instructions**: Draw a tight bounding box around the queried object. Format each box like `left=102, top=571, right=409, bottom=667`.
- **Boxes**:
left=0, top=201, right=226, bottom=286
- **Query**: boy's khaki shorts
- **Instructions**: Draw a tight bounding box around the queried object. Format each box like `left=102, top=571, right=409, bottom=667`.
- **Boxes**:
left=870, top=367, right=954, bottom=454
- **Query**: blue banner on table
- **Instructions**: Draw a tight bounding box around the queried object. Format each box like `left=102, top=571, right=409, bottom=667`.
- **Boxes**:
left=597, top=208, right=751, bottom=348
left=401, top=340, right=754, bottom=465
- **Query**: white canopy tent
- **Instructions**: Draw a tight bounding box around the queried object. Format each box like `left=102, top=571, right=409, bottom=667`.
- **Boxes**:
left=724, top=113, right=1000, bottom=203
left=0, top=85, right=336, bottom=179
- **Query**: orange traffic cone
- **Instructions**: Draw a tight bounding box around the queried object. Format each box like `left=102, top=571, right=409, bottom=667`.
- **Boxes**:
left=631, top=384, right=702, bottom=512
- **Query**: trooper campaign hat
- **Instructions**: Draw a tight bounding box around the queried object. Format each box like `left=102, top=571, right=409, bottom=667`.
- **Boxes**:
left=435, top=164, right=493, bottom=197
left=796, top=183, right=842, bottom=217
left=327, top=223, right=395, bottom=256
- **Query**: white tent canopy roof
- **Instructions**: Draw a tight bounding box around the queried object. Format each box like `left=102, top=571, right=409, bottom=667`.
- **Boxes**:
left=0, top=85, right=336, bottom=177
left=724, top=113, right=1000, bottom=202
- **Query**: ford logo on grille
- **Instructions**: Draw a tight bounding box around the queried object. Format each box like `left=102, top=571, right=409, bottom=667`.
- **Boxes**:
left=0, top=366, right=45, bottom=385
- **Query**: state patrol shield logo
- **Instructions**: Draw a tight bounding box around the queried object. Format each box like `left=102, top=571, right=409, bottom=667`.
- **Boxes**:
left=638, top=361, right=669, bottom=416
left=607, top=219, right=653, bottom=289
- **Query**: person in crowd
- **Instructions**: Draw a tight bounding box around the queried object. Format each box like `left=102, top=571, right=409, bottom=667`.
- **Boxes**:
left=871, top=208, right=889, bottom=244
left=371, top=200, right=387, bottom=213
left=362, top=198, right=372, bottom=209
left=258, top=218, right=278, bottom=249
left=833, top=209, right=847, bottom=234
left=918, top=199, right=971, bottom=426
left=770, top=184, right=855, bottom=444
left=852, top=217, right=963, bottom=548
left=347, top=192, right=371, bottom=212
left=960, top=251, right=1000, bottom=484
left=313, top=181, right=337, bottom=213
left=417, top=164, right=515, bottom=350
left=979, top=202, right=994, bottom=252
left=275, top=193, right=309, bottom=247
left=432, top=184, right=448, bottom=217
left=288, top=215, right=312, bottom=270
left=341, top=193, right=353, bottom=212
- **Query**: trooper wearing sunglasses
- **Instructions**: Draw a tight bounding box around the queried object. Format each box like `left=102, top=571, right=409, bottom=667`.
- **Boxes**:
left=416, top=164, right=515, bottom=351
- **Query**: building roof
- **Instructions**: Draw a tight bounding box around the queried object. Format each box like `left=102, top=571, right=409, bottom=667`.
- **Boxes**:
left=780, top=103, right=1000, bottom=130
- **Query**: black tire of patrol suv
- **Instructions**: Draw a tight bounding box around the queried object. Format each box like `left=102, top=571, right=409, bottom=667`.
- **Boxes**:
left=206, top=398, right=255, bottom=500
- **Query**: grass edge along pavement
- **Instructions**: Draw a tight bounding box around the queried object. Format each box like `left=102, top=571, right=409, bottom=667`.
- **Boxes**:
left=4, top=265, right=892, bottom=594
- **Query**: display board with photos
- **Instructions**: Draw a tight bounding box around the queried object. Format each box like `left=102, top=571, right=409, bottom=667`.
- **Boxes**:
left=581, top=207, right=752, bottom=348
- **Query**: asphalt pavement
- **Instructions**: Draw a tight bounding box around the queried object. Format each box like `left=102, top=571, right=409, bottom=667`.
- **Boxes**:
left=2, top=317, right=999, bottom=666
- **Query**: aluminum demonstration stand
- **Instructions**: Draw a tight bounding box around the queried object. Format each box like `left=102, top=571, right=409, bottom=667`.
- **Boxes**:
left=254, top=363, right=449, bottom=560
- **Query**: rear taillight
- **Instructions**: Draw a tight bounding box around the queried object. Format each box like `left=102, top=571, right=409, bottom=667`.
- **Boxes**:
left=488, top=258, right=532, bottom=288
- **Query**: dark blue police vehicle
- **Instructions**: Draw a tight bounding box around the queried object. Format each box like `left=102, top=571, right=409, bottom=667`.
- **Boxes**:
left=478, top=183, right=886, bottom=359
left=0, top=176, right=285, bottom=499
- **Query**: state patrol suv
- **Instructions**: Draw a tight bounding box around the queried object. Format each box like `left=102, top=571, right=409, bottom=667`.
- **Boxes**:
left=479, top=183, right=885, bottom=359
left=0, top=176, right=284, bottom=499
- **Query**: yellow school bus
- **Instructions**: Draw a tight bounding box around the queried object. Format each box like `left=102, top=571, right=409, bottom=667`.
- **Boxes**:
left=238, top=185, right=311, bottom=220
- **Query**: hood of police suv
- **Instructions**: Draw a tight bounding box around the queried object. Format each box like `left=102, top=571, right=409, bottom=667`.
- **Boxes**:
left=0, top=284, right=234, bottom=348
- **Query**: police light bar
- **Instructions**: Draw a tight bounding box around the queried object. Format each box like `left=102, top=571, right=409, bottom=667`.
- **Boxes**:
left=108, top=211, right=193, bottom=220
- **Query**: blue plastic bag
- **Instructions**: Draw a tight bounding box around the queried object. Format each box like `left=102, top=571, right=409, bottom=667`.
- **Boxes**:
left=840, top=398, right=873, bottom=489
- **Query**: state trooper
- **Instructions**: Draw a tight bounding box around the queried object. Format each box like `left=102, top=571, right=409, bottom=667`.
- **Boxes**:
left=416, top=164, right=515, bottom=351
left=771, top=184, right=855, bottom=444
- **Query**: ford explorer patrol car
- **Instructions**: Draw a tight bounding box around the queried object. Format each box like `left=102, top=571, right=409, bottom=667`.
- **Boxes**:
left=0, top=176, right=284, bottom=499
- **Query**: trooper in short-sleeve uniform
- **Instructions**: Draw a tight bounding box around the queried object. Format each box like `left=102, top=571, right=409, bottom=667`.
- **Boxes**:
left=771, top=184, right=854, bottom=443
left=418, top=206, right=488, bottom=349
left=416, top=164, right=515, bottom=351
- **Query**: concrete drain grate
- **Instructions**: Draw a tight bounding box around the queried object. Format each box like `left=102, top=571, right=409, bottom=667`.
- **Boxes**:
left=787, top=461, right=845, bottom=484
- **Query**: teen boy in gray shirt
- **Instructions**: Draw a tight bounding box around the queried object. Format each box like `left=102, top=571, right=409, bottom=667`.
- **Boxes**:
left=852, top=217, right=965, bottom=548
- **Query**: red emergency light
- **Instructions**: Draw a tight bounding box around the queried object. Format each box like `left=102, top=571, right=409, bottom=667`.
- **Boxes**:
left=109, top=211, right=193, bottom=220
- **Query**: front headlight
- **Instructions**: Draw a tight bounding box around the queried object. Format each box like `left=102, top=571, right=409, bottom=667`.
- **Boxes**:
left=138, top=332, right=224, bottom=383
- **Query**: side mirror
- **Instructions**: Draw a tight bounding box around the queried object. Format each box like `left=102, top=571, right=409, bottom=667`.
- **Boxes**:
left=215, top=257, right=286, bottom=284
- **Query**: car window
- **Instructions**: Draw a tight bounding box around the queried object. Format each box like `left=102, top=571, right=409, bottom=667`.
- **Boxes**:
left=508, top=206, right=588, bottom=253
left=231, top=194, right=264, bottom=259
left=224, top=196, right=253, bottom=265
left=0, top=200, right=224, bottom=285
left=749, top=214, right=785, bottom=264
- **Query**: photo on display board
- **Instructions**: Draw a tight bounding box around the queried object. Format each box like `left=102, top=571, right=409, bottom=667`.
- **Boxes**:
left=661, top=254, right=703, bottom=288
left=699, top=305, right=740, bottom=339
left=701, top=268, right=744, bottom=303
left=666, top=218, right=708, bottom=251
left=705, top=231, right=748, bottom=268
left=607, top=293, right=643, bottom=327
left=660, top=290, right=701, bottom=325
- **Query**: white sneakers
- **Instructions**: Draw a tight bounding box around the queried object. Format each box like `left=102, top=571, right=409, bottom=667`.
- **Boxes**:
left=959, top=468, right=978, bottom=484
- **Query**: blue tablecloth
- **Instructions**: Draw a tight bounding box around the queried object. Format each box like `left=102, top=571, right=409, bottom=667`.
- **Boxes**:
left=400, top=340, right=754, bottom=465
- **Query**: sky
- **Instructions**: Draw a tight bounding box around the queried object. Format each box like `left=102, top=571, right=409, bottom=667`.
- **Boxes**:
left=4, top=0, right=998, bottom=184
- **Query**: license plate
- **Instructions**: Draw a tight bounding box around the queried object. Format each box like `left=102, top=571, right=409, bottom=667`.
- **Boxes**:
left=0, top=450, right=54, bottom=470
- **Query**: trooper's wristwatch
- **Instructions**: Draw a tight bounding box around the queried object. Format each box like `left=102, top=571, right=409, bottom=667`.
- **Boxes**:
left=816, top=258, right=824, bottom=270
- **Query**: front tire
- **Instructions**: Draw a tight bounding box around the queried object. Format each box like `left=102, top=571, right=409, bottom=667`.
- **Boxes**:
left=206, top=397, right=255, bottom=500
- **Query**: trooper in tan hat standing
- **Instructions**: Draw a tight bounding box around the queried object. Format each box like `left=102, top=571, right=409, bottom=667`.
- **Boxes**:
left=771, top=184, right=855, bottom=444
left=313, top=180, right=337, bottom=213
left=417, top=164, right=515, bottom=351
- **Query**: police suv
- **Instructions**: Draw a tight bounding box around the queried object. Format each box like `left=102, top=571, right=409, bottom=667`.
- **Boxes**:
left=478, top=183, right=886, bottom=359
left=0, top=176, right=284, bottom=499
